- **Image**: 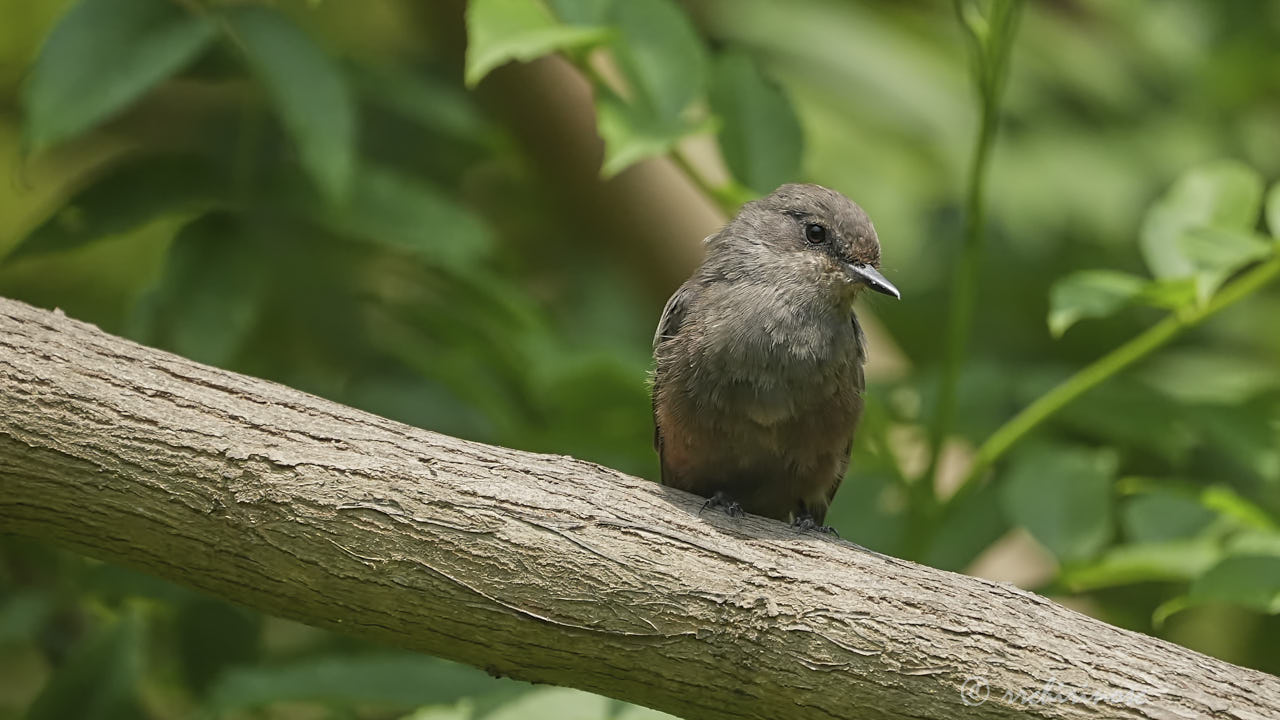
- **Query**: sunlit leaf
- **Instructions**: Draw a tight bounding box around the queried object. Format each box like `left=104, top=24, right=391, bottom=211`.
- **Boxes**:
left=1135, top=277, right=1197, bottom=310
left=1046, top=269, right=1148, bottom=338
left=1139, top=160, right=1263, bottom=282
left=1200, top=486, right=1278, bottom=531
left=481, top=687, right=677, bottom=720
left=1061, top=538, right=1221, bottom=592
left=22, top=0, right=216, bottom=150
left=129, top=213, right=269, bottom=367
left=6, top=156, right=228, bottom=262
left=1226, top=529, right=1280, bottom=558
left=581, top=0, right=711, bottom=176
left=1176, top=225, right=1272, bottom=302
left=1266, top=182, right=1280, bottom=240
left=608, top=0, right=707, bottom=121
left=465, top=0, right=609, bottom=87
left=24, top=609, right=145, bottom=720
left=999, top=445, right=1116, bottom=562
left=708, top=51, right=802, bottom=195
left=225, top=5, right=355, bottom=203
left=401, top=704, right=473, bottom=720
left=594, top=88, right=711, bottom=177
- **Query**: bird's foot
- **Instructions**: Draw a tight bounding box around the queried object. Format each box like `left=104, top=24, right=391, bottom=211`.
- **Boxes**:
left=699, top=491, right=744, bottom=518
left=792, top=514, right=839, bottom=536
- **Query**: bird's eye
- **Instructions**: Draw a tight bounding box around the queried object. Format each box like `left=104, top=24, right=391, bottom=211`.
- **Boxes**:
left=804, top=223, right=827, bottom=244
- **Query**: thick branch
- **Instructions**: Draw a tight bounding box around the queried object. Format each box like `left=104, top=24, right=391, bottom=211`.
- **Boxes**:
left=0, top=296, right=1274, bottom=720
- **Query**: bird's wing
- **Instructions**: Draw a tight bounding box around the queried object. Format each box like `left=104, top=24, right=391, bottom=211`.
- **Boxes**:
left=824, top=315, right=869, bottom=514
left=652, top=283, right=696, bottom=461
left=652, top=282, right=695, bottom=349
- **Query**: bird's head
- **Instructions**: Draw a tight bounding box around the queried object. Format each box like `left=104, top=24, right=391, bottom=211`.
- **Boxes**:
left=712, top=183, right=900, bottom=302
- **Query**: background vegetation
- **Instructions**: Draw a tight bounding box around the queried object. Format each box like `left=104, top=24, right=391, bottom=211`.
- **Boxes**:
left=2, top=0, right=1279, bottom=717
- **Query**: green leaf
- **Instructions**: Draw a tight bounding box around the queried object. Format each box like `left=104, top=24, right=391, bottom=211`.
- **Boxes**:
left=582, top=0, right=711, bottom=176
left=1226, top=529, right=1280, bottom=558
left=175, top=596, right=261, bottom=696
left=129, top=213, right=269, bottom=367
left=465, top=0, right=609, bottom=87
left=547, top=0, right=613, bottom=25
left=1058, top=380, right=1194, bottom=464
left=1267, top=182, right=1280, bottom=240
left=999, top=445, right=1117, bottom=562
left=225, top=5, right=355, bottom=203
left=204, top=654, right=529, bottom=713
left=594, top=88, right=712, bottom=177
left=1060, top=538, right=1221, bottom=592
left=1188, top=555, right=1280, bottom=613
left=401, top=705, right=473, bottom=720
left=301, top=165, right=494, bottom=270
left=1141, top=350, right=1280, bottom=405
left=353, top=64, right=503, bottom=148
left=1135, top=277, right=1197, bottom=310
left=81, top=563, right=191, bottom=605
left=1200, top=486, right=1278, bottom=531
left=484, top=688, right=610, bottom=720
left=1122, top=491, right=1215, bottom=542
left=1176, top=225, right=1272, bottom=302
left=708, top=51, right=803, bottom=195
left=922, top=481, right=1009, bottom=572
left=1046, top=269, right=1149, bottom=338
left=24, top=609, right=145, bottom=720
left=482, top=687, right=679, bottom=720
left=1139, top=160, right=1264, bottom=281
left=608, top=0, right=707, bottom=121
left=22, top=0, right=216, bottom=150
left=825, top=469, right=908, bottom=559
left=1193, top=401, right=1280, bottom=483
left=6, top=156, right=228, bottom=262
left=0, top=589, right=54, bottom=647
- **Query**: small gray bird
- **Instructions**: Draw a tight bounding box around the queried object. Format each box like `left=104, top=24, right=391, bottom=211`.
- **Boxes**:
left=651, top=183, right=899, bottom=531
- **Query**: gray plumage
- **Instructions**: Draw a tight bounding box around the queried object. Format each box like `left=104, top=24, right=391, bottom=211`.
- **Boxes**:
left=651, top=183, right=898, bottom=528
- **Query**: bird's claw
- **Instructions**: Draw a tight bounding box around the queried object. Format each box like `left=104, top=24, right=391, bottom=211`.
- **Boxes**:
left=700, top=491, right=744, bottom=518
left=792, top=515, right=839, bottom=536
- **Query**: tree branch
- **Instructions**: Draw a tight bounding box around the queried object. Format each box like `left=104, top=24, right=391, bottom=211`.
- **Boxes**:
left=0, top=296, right=1274, bottom=720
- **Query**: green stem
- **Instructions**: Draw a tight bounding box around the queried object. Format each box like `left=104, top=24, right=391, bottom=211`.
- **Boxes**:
left=921, top=103, right=999, bottom=492
left=670, top=147, right=742, bottom=216
left=922, top=1, right=1023, bottom=489
left=950, top=253, right=1280, bottom=504
left=909, top=1, right=1023, bottom=558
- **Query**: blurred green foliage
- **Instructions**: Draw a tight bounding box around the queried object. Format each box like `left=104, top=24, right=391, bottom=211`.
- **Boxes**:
left=2, top=0, right=1279, bottom=717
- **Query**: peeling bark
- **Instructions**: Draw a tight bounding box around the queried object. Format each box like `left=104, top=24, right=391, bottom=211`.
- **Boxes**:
left=0, top=296, right=1275, bottom=720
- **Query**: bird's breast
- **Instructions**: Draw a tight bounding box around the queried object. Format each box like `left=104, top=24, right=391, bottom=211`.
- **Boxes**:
left=689, top=289, right=864, bottom=426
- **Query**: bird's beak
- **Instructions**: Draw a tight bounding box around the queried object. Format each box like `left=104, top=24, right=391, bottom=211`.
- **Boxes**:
left=846, top=263, right=900, bottom=299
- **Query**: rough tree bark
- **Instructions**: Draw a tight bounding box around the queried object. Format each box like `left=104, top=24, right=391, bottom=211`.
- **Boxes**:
left=0, top=296, right=1275, bottom=720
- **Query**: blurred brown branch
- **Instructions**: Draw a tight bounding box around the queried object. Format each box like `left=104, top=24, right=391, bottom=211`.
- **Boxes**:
left=0, top=296, right=1274, bottom=720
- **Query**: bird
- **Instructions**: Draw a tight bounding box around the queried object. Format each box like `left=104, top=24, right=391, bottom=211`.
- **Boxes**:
left=651, top=183, right=899, bottom=532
